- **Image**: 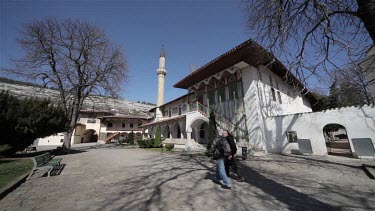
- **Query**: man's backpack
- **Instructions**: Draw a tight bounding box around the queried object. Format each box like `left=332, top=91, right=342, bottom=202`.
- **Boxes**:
left=212, top=138, right=225, bottom=160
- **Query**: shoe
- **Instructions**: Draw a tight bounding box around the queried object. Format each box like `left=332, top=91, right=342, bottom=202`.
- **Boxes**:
left=237, top=176, right=244, bottom=182
left=222, top=185, right=232, bottom=190
left=213, top=179, right=221, bottom=185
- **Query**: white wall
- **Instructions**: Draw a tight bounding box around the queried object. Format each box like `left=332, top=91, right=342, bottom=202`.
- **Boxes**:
left=263, top=105, right=375, bottom=157
left=241, top=64, right=314, bottom=151
left=255, top=65, right=312, bottom=116
left=36, top=133, right=64, bottom=146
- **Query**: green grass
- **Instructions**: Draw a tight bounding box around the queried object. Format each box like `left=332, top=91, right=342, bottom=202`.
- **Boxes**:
left=0, top=159, right=33, bottom=189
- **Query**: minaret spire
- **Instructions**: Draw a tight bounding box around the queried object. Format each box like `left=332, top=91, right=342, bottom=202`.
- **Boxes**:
left=160, top=45, right=166, bottom=58
left=155, top=46, right=167, bottom=120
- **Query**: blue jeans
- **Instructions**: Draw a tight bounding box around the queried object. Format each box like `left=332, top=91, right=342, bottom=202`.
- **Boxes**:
left=215, top=158, right=231, bottom=187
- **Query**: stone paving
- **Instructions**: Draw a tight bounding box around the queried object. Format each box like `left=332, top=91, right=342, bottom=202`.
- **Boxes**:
left=1, top=146, right=374, bottom=211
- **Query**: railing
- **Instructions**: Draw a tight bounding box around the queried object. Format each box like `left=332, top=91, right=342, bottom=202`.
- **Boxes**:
left=105, top=132, right=120, bottom=143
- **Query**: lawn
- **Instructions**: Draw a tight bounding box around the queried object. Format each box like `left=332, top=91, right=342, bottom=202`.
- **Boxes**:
left=0, top=159, right=33, bottom=189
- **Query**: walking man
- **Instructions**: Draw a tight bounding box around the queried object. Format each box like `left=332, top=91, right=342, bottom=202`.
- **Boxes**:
left=209, top=129, right=232, bottom=190
left=223, top=130, right=244, bottom=182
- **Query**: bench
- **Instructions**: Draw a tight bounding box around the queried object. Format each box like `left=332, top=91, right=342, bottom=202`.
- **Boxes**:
left=27, top=152, right=62, bottom=180
left=25, top=146, right=37, bottom=153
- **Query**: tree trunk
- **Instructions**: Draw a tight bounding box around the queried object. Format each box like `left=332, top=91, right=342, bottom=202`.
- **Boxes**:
left=62, top=95, right=81, bottom=149
left=63, top=131, right=73, bottom=148
left=357, top=0, right=375, bottom=43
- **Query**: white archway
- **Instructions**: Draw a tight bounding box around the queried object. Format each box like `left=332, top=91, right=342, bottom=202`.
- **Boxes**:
left=188, top=117, right=209, bottom=144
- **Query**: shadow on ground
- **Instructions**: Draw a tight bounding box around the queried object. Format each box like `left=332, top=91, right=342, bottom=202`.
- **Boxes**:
left=92, top=152, right=369, bottom=210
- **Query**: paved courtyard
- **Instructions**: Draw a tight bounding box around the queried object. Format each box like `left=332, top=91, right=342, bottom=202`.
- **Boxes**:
left=1, top=146, right=374, bottom=211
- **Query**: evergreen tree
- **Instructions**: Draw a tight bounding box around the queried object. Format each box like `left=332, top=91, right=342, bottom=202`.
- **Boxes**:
left=154, top=125, right=162, bottom=148
left=0, top=91, right=69, bottom=155
left=129, top=131, right=134, bottom=144
left=207, top=111, right=217, bottom=151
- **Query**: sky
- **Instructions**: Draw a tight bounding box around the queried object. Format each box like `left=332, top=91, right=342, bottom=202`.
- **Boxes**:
left=0, top=0, right=249, bottom=104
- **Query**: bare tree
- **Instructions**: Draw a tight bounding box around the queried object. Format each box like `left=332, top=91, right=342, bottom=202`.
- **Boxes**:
left=243, top=0, right=374, bottom=87
left=4, top=17, right=128, bottom=148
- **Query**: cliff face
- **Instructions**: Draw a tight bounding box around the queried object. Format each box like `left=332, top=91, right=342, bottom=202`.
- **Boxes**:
left=0, top=80, right=154, bottom=116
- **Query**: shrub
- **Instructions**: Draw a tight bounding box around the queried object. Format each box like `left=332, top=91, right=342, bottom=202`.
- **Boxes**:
left=165, top=143, right=174, bottom=151
left=137, top=140, right=145, bottom=148
left=137, top=138, right=162, bottom=148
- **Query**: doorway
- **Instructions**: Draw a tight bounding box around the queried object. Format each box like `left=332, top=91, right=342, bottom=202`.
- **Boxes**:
left=323, top=124, right=352, bottom=157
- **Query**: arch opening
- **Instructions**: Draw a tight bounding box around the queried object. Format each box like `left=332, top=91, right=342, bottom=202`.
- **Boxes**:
left=323, top=124, right=352, bottom=157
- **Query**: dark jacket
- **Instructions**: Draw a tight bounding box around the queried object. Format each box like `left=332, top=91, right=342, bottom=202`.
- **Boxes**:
left=210, top=135, right=231, bottom=159
left=226, top=135, right=237, bottom=156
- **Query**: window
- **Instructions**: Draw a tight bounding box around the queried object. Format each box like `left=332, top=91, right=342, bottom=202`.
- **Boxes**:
left=286, top=131, right=298, bottom=143
left=169, top=110, right=172, bottom=117
left=60, top=139, right=63, bottom=143
left=228, top=75, right=236, bottom=83
left=138, top=123, right=142, bottom=128
left=130, top=123, right=133, bottom=128
left=271, top=88, right=276, bottom=101
left=164, top=110, right=168, bottom=117
left=217, top=86, right=226, bottom=102
left=269, top=75, right=273, bottom=86
left=277, top=91, right=282, bottom=104
left=257, top=69, right=262, bottom=80
left=228, top=83, right=236, bottom=100
left=107, top=122, right=113, bottom=127
left=208, top=90, right=216, bottom=105
left=182, top=104, right=187, bottom=111
left=172, top=107, right=177, bottom=114
left=122, top=123, right=126, bottom=128
left=178, top=107, right=182, bottom=115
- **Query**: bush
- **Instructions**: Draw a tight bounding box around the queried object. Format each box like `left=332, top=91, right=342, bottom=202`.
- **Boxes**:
left=137, top=138, right=162, bottom=148
left=137, top=140, right=145, bottom=148
left=165, top=143, right=174, bottom=151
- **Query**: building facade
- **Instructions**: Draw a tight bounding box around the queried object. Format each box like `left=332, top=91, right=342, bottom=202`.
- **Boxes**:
left=36, top=109, right=152, bottom=146
left=142, top=40, right=315, bottom=151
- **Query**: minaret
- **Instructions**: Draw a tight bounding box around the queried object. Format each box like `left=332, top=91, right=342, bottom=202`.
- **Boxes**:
left=155, top=47, right=166, bottom=120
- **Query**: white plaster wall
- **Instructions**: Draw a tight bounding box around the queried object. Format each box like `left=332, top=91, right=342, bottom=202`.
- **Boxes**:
left=241, top=65, right=267, bottom=151
left=77, top=115, right=101, bottom=133
left=256, top=65, right=312, bottom=116
left=241, top=64, right=314, bottom=151
left=36, top=133, right=64, bottom=146
left=263, top=105, right=375, bottom=156
left=161, top=96, right=189, bottom=118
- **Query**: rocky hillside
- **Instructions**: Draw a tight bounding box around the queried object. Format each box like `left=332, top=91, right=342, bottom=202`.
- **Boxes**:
left=0, top=78, right=154, bottom=116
